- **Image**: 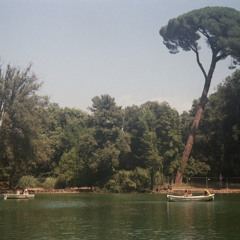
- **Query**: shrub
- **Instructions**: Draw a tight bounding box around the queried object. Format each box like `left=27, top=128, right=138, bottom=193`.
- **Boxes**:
left=133, top=168, right=151, bottom=191
left=55, top=176, right=67, bottom=189
left=105, top=179, right=121, bottom=193
left=105, top=170, right=137, bottom=192
left=42, top=177, right=57, bottom=189
left=17, top=176, right=40, bottom=189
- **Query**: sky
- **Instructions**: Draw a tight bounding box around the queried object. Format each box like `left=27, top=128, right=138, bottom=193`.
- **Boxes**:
left=0, top=0, right=240, bottom=113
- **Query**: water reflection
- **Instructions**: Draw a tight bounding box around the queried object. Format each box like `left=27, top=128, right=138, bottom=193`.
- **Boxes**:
left=1, top=194, right=240, bottom=239
left=166, top=201, right=216, bottom=239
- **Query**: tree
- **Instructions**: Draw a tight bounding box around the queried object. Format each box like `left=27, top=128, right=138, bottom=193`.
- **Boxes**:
left=88, top=94, right=131, bottom=186
left=0, top=64, right=49, bottom=186
left=143, top=102, right=183, bottom=177
left=123, top=101, right=183, bottom=188
left=160, top=7, right=240, bottom=184
left=139, top=106, right=163, bottom=190
left=54, top=148, right=81, bottom=187
left=89, top=94, right=124, bottom=146
left=77, top=134, right=98, bottom=186
left=42, top=104, right=88, bottom=176
left=123, top=105, right=147, bottom=170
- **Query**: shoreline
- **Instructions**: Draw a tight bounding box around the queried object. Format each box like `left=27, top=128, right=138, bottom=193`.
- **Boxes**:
left=160, top=188, right=240, bottom=194
left=2, top=187, right=240, bottom=194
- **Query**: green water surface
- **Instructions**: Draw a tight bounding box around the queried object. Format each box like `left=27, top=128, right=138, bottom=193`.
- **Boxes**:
left=0, top=193, right=240, bottom=239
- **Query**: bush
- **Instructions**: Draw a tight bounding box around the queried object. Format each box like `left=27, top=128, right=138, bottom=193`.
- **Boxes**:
left=17, top=176, right=40, bottom=189
left=42, top=177, right=57, bottom=189
left=133, top=168, right=151, bottom=191
left=105, top=179, right=121, bottom=193
left=55, top=177, right=67, bottom=189
left=105, top=170, right=138, bottom=192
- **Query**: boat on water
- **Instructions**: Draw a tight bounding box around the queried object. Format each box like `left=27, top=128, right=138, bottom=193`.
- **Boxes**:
left=3, top=189, right=34, bottom=200
left=3, top=193, right=35, bottom=200
left=167, top=194, right=215, bottom=202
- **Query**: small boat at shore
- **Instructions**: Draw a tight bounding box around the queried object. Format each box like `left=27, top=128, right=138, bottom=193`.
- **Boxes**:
left=167, top=194, right=215, bottom=202
left=3, top=193, right=35, bottom=200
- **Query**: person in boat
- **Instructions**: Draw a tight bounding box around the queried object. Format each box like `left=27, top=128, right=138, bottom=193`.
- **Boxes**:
left=184, top=190, right=192, bottom=197
left=23, top=189, right=29, bottom=195
left=204, top=190, right=211, bottom=196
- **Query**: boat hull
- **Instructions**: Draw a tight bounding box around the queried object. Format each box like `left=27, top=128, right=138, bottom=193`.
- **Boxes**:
left=3, top=194, right=35, bottom=200
left=167, top=194, right=215, bottom=202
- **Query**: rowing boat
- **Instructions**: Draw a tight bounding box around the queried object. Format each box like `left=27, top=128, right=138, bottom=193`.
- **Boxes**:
left=167, top=194, right=215, bottom=202
left=3, top=194, right=35, bottom=200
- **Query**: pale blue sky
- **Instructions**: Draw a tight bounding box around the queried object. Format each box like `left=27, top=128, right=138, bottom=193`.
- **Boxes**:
left=0, top=0, right=240, bottom=113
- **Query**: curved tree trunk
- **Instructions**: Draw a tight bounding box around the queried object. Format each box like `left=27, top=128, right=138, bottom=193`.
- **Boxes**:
left=175, top=54, right=217, bottom=185
left=175, top=101, right=206, bottom=184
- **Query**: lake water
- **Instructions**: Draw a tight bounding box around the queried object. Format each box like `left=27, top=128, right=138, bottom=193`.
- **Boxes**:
left=1, top=193, right=240, bottom=239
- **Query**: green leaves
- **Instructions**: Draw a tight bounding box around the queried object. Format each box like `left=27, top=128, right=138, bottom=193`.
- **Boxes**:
left=89, top=94, right=123, bottom=130
left=197, top=70, right=240, bottom=176
left=0, top=64, right=49, bottom=186
left=160, top=6, right=240, bottom=64
left=55, top=148, right=82, bottom=186
left=123, top=101, right=183, bottom=189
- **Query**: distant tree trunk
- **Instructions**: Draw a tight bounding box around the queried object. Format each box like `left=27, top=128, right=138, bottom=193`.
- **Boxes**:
left=175, top=57, right=217, bottom=185
left=0, top=103, right=4, bottom=127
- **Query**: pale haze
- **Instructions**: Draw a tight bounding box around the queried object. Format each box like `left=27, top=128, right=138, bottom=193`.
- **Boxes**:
left=1, top=0, right=240, bottom=113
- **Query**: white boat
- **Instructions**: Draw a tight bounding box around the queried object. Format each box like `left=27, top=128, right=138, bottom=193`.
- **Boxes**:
left=167, top=194, right=215, bottom=202
left=3, top=193, right=35, bottom=200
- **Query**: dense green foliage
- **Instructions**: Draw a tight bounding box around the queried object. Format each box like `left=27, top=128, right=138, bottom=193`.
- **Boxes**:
left=0, top=64, right=49, bottom=187
left=160, top=6, right=240, bottom=64
left=192, top=70, right=240, bottom=177
left=17, top=175, right=40, bottom=189
left=1, top=64, right=240, bottom=191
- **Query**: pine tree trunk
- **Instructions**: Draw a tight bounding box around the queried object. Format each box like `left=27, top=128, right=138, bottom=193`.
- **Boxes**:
left=175, top=59, right=216, bottom=184
left=175, top=105, right=205, bottom=184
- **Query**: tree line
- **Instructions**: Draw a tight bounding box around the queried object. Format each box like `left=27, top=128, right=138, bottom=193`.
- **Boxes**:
left=1, top=64, right=240, bottom=191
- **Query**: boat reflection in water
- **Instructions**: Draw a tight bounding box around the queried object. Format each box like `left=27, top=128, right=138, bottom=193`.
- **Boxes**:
left=166, top=193, right=216, bottom=239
